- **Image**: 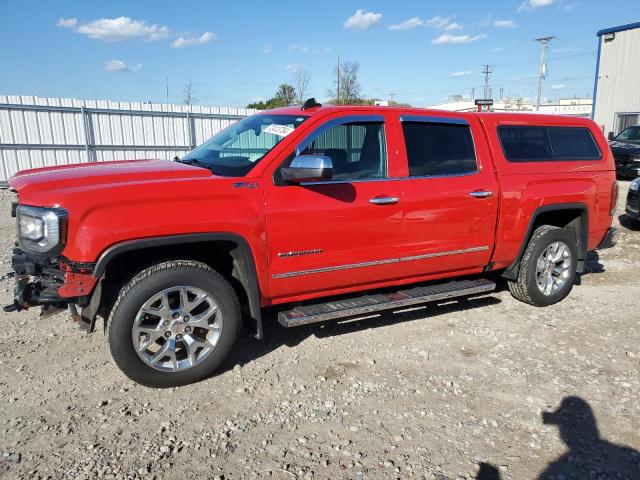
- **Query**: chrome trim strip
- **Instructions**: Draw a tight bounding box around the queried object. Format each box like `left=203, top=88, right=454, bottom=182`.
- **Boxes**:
left=297, top=170, right=481, bottom=186
left=400, top=246, right=489, bottom=262
left=273, top=258, right=398, bottom=279
left=272, top=246, right=490, bottom=279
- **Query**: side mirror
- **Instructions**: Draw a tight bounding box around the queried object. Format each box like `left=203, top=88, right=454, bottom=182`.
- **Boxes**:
left=608, top=132, right=615, bottom=141
left=281, top=155, right=333, bottom=183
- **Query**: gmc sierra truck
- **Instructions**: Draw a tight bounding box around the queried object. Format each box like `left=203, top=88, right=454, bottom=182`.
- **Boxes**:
left=5, top=100, right=618, bottom=387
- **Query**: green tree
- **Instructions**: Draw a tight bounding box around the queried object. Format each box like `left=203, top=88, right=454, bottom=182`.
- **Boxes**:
left=247, top=83, right=297, bottom=109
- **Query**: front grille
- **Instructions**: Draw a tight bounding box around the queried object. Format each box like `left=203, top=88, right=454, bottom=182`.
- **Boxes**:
left=615, top=155, right=633, bottom=166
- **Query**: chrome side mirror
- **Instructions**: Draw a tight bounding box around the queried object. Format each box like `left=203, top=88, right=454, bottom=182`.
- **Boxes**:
left=281, top=155, right=333, bottom=183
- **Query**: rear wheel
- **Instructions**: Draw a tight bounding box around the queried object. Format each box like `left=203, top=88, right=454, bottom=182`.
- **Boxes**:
left=107, top=260, right=240, bottom=388
left=508, top=225, right=577, bottom=307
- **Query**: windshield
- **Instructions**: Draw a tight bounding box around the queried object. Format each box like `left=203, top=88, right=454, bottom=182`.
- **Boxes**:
left=179, top=114, right=308, bottom=176
left=615, top=126, right=640, bottom=144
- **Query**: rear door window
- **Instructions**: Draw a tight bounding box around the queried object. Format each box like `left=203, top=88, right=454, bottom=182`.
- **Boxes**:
left=498, top=126, right=601, bottom=162
left=402, top=121, right=478, bottom=177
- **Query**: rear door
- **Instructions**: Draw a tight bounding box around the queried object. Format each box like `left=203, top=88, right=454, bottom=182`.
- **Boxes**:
left=397, top=114, right=499, bottom=277
left=263, top=112, right=404, bottom=301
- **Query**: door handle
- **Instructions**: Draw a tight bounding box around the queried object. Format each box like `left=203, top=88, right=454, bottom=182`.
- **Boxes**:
left=470, top=190, right=493, bottom=198
left=369, top=196, right=400, bottom=205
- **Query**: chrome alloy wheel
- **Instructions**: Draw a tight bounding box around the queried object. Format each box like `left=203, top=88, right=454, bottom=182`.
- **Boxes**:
left=132, top=286, right=222, bottom=372
left=535, top=241, right=572, bottom=296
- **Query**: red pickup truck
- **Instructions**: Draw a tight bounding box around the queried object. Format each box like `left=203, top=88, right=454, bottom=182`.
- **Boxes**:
left=6, top=100, right=618, bottom=387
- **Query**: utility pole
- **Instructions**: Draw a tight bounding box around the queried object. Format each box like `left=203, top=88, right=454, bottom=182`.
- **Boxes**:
left=481, top=65, right=493, bottom=99
left=336, top=50, right=340, bottom=104
left=534, top=36, right=555, bottom=111
left=388, top=93, right=396, bottom=104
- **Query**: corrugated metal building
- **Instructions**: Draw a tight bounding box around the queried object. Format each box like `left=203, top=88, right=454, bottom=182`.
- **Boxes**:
left=592, top=22, right=640, bottom=136
left=0, top=95, right=256, bottom=184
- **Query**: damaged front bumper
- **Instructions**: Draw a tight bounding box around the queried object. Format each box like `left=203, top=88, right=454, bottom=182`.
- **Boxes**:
left=3, top=246, right=102, bottom=331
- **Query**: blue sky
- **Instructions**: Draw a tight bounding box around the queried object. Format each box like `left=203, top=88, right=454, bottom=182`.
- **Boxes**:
left=0, top=0, right=638, bottom=107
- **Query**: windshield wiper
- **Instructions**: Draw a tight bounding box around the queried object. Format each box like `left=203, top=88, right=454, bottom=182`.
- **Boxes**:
left=174, top=157, right=212, bottom=170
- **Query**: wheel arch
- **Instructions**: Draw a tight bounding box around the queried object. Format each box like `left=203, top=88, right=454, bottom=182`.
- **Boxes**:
left=93, top=233, right=264, bottom=339
left=502, top=202, right=588, bottom=281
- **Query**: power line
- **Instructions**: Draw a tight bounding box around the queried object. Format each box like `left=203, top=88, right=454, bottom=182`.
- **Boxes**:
left=481, top=65, right=493, bottom=99
left=534, top=36, right=555, bottom=111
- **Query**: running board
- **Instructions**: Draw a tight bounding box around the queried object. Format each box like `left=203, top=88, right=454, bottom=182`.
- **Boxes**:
left=278, top=278, right=496, bottom=328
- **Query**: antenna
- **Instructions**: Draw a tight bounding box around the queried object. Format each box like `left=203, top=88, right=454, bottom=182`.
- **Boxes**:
left=534, top=36, right=555, bottom=111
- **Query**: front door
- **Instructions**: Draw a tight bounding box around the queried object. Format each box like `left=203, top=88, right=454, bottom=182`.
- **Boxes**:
left=264, top=114, right=403, bottom=301
left=397, top=114, right=498, bottom=277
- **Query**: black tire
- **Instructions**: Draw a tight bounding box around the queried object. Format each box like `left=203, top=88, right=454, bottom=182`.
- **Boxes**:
left=508, top=225, right=578, bottom=307
left=107, top=260, right=240, bottom=388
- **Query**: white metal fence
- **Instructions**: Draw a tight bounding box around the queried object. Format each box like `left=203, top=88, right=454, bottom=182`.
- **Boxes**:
left=0, top=95, right=257, bottom=184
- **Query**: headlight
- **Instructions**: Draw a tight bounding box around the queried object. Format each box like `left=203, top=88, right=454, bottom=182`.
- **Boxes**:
left=630, top=178, right=640, bottom=191
left=16, top=205, right=68, bottom=254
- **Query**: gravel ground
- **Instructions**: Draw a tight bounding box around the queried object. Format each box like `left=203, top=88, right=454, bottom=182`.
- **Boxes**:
left=0, top=182, right=639, bottom=480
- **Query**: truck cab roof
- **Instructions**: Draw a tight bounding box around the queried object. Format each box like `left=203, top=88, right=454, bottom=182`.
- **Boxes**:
left=260, top=104, right=599, bottom=127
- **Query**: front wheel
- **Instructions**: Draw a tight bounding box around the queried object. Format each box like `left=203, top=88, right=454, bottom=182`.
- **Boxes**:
left=107, top=260, right=240, bottom=388
left=508, top=225, right=577, bottom=307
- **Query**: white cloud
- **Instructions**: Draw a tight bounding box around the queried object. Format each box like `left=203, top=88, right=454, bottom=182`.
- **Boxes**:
left=491, top=47, right=504, bottom=52
left=450, top=70, right=473, bottom=77
left=171, top=31, right=217, bottom=48
left=550, top=83, right=566, bottom=90
left=425, top=16, right=451, bottom=28
left=57, top=17, right=77, bottom=28
left=289, top=44, right=309, bottom=53
left=518, top=0, right=554, bottom=12
left=62, top=16, right=171, bottom=42
left=282, top=64, right=299, bottom=72
left=389, top=17, right=424, bottom=31
left=432, top=34, right=487, bottom=45
left=105, top=59, right=142, bottom=72
left=390, top=15, right=462, bottom=31
left=344, top=9, right=382, bottom=30
left=263, top=43, right=273, bottom=55
left=313, top=47, right=331, bottom=54
left=494, top=19, right=517, bottom=28
left=445, top=22, right=464, bottom=31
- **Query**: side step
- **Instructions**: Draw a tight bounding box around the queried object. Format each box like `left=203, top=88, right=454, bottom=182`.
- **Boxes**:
left=278, top=278, right=496, bottom=328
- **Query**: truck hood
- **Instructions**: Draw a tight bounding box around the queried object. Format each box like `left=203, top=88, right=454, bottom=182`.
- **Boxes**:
left=9, top=159, right=215, bottom=205
left=609, top=141, right=640, bottom=156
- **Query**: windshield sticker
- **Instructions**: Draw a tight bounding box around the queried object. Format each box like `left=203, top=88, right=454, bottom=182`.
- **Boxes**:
left=263, top=124, right=295, bottom=138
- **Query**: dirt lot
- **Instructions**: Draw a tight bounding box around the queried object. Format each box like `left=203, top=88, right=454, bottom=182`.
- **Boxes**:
left=0, top=182, right=639, bottom=480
